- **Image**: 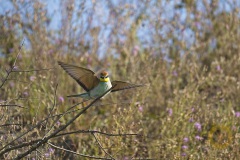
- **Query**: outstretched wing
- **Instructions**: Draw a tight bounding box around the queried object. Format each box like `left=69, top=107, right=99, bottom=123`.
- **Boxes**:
left=111, top=81, right=144, bottom=92
left=58, top=61, right=99, bottom=91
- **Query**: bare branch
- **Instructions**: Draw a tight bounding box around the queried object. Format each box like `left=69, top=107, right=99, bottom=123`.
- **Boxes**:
left=12, top=68, right=55, bottom=72
left=0, top=99, right=87, bottom=153
left=0, top=100, right=88, bottom=154
left=4, top=79, right=29, bottom=83
left=0, top=39, right=24, bottom=89
left=0, top=104, right=25, bottom=108
left=92, top=133, right=115, bottom=160
left=13, top=86, right=115, bottom=159
left=43, top=84, right=58, bottom=130
left=0, top=139, right=41, bottom=156
left=55, top=130, right=139, bottom=137
left=12, top=40, right=24, bottom=67
left=0, top=124, right=23, bottom=127
left=42, top=99, right=89, bottom=139
left=47, top=142, right=112, bottom=160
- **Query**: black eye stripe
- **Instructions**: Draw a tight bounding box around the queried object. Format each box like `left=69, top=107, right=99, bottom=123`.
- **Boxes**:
left=100, top=75, right=108, bottom=79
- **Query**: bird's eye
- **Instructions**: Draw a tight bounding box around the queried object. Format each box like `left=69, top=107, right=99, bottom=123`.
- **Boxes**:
left=100, top=75, right=108, bottom=79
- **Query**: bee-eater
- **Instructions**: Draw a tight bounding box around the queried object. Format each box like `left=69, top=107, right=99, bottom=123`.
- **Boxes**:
left=58, top=61, right=144, bottom=99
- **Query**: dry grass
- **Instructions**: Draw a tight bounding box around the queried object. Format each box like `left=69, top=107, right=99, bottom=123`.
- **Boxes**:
left=0, top=0, right=239, bottom=159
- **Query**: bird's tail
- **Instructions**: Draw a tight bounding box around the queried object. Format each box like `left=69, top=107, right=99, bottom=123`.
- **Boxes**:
left=67, top=93, right=89, bottom=98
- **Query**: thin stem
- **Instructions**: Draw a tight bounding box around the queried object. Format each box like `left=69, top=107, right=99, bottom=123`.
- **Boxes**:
left=47, top=142, right=112, bottom=160
left=13, top=86, right=115, bottom=159
left=0, top=39, right=24, bottom=89
left=55, top=129, right=139, bottom=137
left=92, top=133, right=115, bottom=160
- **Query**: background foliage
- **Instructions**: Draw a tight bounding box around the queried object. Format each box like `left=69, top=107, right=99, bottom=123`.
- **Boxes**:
left=0, top=0, right=240, bottom=159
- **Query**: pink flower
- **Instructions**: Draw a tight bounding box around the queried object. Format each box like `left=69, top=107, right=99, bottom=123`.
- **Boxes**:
left=183, top=137, right=189, bottom=143
left=138, top=105, right=143, bottom=112
left=10, top=81, right=15, bottom=88
left=49, top=148, right=54, bottom=154
left=13, top=66, right=19, bottom=71
left=235, top=112, right=240, bottom=117
left=216, top=65, right=221, bottom=71
left=58, top=96, right=64, bottom=103
left=56, top=121, right=61, bottom=126
left=23, top=91, right=29, bottom=97
left=181, top=152, right=187, bottom=156
left=9, top=48, right=14, bottom=53
left=132, top=45, right=140, bottom=56
left=30, top=76, right=36, bottom=81
left=189, top=117, right=194, bottom=122
left=44, top=153, right=50, bottom=157
left=232, top=126, right=237, bottom=131
left=191, top=107, right=195, bottom=112
left=194, top=122, right=201, bottom=131
left=195, top=135, right=203, bottom=141
left=48, top=49, right=54, bottom=55
left=167, top=108, right=173, bottom=116
left=172, top=70, right=178, bottom=76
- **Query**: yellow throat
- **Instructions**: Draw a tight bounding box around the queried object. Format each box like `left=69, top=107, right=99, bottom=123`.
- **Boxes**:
left=100, top=77, right=110, bottom=82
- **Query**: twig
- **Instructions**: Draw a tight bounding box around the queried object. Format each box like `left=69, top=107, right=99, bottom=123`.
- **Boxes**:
left=0, top=39, right=24, bottom=89
left=55, top=130, right=139, bottom=137
left=92, top=133, right=115, bottom=160
left=47, top=142, right=112, bottom=160
left=12, top=40, right=24, bottom=67
left=4, top=79, right=29, bottom=83
left=0, top=100, right=87, bottom=153
left=40, top=105, right=86, bottom=121
left=50, top=84, right=58, bottom=115
left=0, top=102, right=88, bottom=155
left=43, top=84, right=58, bottom=129
left=0, top=123, right=23, bottom=127
left=12, top=68, right=55, bottom=72
left=42, top=99, right=89, bottom=139
left=0, top=104, right=25, bottom=108
left=0, top=139, right=41, bottom=156
left=0, top=102, right=87, bottom=153
left=13, top=86, right=115, bottom=159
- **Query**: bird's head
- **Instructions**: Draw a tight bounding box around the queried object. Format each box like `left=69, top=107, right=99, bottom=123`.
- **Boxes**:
left=99, top=71, right=110, bottom=82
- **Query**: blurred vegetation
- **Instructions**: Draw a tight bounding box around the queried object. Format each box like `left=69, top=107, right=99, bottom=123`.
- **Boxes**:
left=0, top=0, right=240, bottom=159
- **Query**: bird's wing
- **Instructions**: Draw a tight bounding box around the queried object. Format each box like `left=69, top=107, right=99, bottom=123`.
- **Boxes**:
left=58, top=61, right=99, bottom=91
left=111, top=80, right=144, bottom=92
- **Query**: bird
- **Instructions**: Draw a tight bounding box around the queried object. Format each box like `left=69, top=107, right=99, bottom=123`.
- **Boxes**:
left=58, top=61, right=144, bottom=99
